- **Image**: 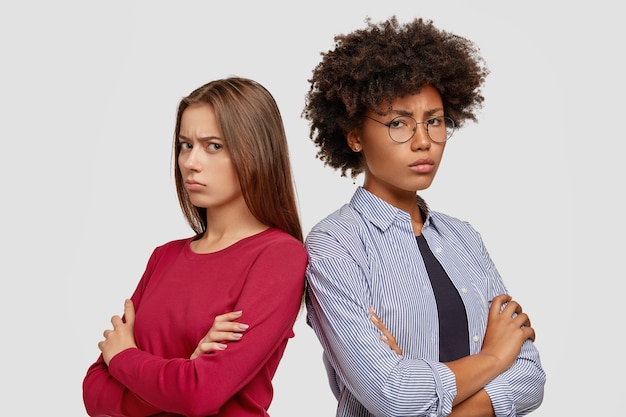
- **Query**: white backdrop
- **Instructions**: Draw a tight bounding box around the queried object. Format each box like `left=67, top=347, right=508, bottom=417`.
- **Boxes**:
left=1, top=1, right=623, bottom=415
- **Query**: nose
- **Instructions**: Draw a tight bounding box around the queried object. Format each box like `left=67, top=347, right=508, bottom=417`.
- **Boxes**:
left=410, top=123, right=431, bottom=151
left=180, top=147, right=200, bottom=171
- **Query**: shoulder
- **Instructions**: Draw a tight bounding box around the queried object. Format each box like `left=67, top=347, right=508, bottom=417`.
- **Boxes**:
left=255, top=228, right=304, bottom=247
left=251, top=228, right=307, bottom=259
left=243, top=229, right=308, bottom=277
left=309, top=204, right=359, bottom=236
left=307, top=205, right=355, bottom=241
left=154, top=236, right=193, bottom=252
left=148, top=237, right=194, bottom=260
left=305, top=204, right=366, bottom=259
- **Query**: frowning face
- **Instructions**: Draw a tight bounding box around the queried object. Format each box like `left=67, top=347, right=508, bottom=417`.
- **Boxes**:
left=177, top=103, right=243, bottom=211
left=349, top=84, right=448, bottom=204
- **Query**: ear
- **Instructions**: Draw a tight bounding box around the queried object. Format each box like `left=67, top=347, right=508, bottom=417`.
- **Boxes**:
left=347, top=130, right=362, bottom=152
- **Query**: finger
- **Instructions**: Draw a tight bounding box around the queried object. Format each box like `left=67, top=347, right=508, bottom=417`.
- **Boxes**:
left=520, top=325, right=536, bottom=342
left=214, top=311, right=243, bottom=323
left=212, top=322, right=249, bottom=333
left=368, top=307, right=391, bottom=335
left=489, top=294, right=507, bottom=318
left=110, top=315, right=123, bottom=328
left=507, top=300, right=522, bottom=316
left=200, top=342, right=228, bottom=352
left=381, top=335, right=402, bottom=355
left=190, top=342, right=228, bottom=359
left=492, top=294, right=515, bottom=315
left=374, top=320, right=392, bottom=339
left=204, top=330, right=244, bottom=343
left=123, top=299, right=135, bottom=325
left=368, top=306, right=381, bottom=322
left=513, top=312, right=530, bottom=328
left=195, top=342, right=228, bottom=358
left=369, top=313, right=387, bottom=334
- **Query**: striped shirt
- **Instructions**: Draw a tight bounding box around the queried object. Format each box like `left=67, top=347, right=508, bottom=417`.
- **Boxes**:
left=305, top=187, right=545, bottom=417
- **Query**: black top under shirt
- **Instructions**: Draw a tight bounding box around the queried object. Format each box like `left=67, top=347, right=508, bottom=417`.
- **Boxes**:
left=416, top=234, right=470, bottom=362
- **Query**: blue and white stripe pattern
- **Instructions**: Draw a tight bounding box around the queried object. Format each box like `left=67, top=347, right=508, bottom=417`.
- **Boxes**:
left=305, top=186, right=545, bottom=417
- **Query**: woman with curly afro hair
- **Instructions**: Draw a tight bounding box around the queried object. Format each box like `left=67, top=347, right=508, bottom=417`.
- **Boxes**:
left=303, top=16, right=545, bottom=417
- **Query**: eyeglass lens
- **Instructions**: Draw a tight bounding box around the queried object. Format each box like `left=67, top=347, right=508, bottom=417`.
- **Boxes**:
left=388, top=116, right=454, bottom=143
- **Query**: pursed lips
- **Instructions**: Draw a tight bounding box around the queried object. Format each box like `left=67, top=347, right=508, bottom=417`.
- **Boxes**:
left=185, top=179, right=205, bottom=190
left=408, top=158, right=435, bottom=173
left=409, top=158, right=434, bottom=167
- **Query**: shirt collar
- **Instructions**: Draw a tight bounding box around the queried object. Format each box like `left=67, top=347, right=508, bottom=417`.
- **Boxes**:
left=350, top=186, right=431, bottom=232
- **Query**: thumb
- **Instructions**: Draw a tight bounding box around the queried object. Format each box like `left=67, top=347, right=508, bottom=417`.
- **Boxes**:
left=123, top=299, right=135, bottom=325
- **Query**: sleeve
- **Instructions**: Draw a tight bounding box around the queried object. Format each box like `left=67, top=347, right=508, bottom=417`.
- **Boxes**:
left=82, top=357, right=163, bottom=417
left=101, top=238, right=307, bottom=417
left=305, top=227, right=457, bottom=417
left=478, top=230, right=546, bottom=417
left=82, top=248, right=163, bottom=417
left=484, top=340, right=545, bottom=417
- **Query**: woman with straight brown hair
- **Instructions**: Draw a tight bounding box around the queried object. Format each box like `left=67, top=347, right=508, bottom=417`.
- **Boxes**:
left=83, top=77, right=307, bottom=417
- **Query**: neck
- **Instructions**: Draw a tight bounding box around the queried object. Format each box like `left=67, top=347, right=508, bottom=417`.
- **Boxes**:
left=193, top=203, right=268, bottom=253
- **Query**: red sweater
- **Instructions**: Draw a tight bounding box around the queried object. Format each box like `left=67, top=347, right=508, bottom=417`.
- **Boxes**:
left=83, top=228, right=307, bottom=417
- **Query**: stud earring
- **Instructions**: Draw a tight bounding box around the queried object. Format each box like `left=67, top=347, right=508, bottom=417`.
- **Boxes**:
left=353, top=145, right=361, bottom=152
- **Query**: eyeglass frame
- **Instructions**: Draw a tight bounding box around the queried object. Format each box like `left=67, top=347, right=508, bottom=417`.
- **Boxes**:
left=364, top=114, right=456, bottom=143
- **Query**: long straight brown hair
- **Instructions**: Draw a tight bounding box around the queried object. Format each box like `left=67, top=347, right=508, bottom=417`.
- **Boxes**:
left=173, top=77, right=303, bottom=242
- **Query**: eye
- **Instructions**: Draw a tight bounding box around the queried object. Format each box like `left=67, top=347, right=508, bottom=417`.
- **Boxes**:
left=206, top=142, right=223, bottom=152
left=426, top=117, right=443, bottom=127
left=179, top=142, right=192, bottom=150
left=388, top=117, right=411, bottom=129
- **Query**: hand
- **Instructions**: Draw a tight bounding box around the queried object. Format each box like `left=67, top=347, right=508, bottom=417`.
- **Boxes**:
left=368, top=307, right=402, bottom=355
left=98, top=299, right=138, bottom=365
left=480, top=294, right=535, bottom=371
left=190, top=311, right=249, bottom=359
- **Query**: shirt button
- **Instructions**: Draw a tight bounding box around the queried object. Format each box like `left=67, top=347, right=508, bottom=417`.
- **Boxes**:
left=461, top=287, right=468, bottom=294
left=435, top=247, right=442, bottom=253
left=473, top=335, right=480, bottom=343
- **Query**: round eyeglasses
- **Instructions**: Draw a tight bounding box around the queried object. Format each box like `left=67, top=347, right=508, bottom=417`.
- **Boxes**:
left=365, top=115, right=456, bottom=143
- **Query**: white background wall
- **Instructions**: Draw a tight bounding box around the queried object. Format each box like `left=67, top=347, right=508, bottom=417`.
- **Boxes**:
left=1, top=1, right=623, bottom=415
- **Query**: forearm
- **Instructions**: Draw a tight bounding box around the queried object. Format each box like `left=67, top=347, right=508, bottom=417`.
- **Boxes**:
left=83, top=358, right=161, bottom=416
left=449, top=389, right=494, bottom=417
left=446, top=352, right=502, bottom=405
left=484, top=345, right=546, bottom=416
